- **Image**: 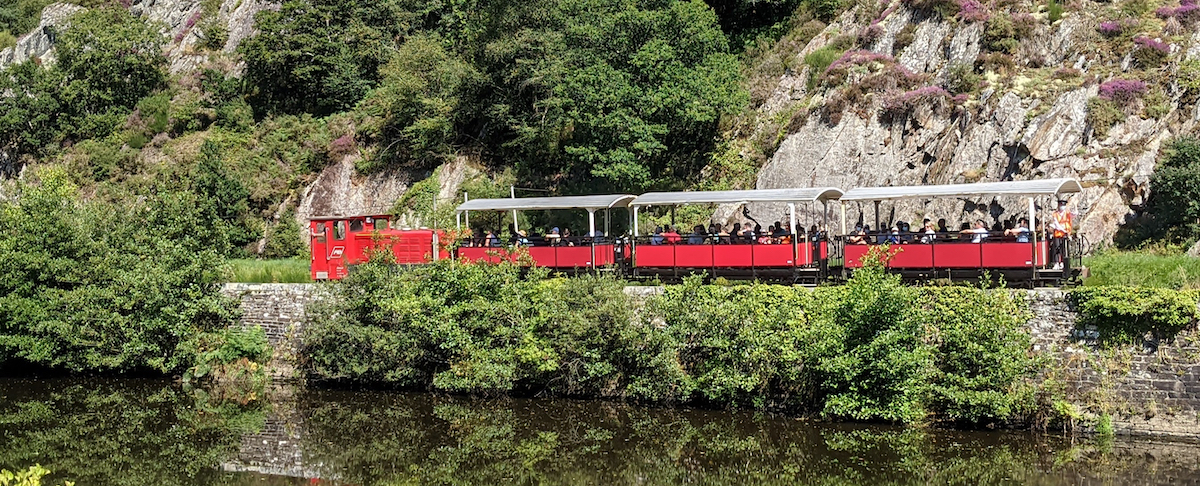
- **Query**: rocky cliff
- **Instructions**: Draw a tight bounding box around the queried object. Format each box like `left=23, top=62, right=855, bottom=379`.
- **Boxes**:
left=743, top=1, right=1192, bottom=244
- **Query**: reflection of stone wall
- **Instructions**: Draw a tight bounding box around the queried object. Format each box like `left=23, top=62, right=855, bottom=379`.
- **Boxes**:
left=221, top=392, right=322, bottom=479
left=226, top=283, right=1200, bottom=439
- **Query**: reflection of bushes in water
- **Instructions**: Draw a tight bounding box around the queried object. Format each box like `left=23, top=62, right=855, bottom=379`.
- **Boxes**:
left=308, top=258, right=1038, bottom=427
left=296, top=392, right=1132, bottom=486
left=0, top=380, right=265, bottom=486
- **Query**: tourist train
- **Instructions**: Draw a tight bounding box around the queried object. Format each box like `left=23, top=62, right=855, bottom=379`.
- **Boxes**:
left=309, top=179, right=1085, bottom=286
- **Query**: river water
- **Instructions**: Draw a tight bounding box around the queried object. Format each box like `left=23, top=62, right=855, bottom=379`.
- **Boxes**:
left=1, top=378, right=1198, bottom=485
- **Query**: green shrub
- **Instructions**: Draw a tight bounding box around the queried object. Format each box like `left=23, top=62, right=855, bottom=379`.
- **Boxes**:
left=804, top=45, right=845, bottom=90
left=983, top=13, right=1022, bottom=54
left=0, top=167, right=238, bottom=374
left=1070, top=287, right=1200, bottom=345
left=307, top=252, right=1039, bottom=426
left=1086, top=98, right=1124, bottom=138
left=261, top=210, right=305, bottom=259
left=305, top=259, right=684, bottom=399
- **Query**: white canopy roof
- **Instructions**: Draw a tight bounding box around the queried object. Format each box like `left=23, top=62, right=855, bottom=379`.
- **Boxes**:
left=455, top=194, right=636, bottom=213
left=839, top=179, right=1083, bottom=202
left=630, top=187, right=844, bottom=207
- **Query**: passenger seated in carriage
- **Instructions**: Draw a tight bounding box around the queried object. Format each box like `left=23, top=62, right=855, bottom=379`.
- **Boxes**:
left=920, top=219, right=936, bottom=244
left=1004, top=218, right=1031, bottom=243
left=688, top=225, right=706, bottom=245
left=961, top=220, right=989, bottom=243
left=651, top=226, right=665, bottom=245
left=662, top=226, right=682, bottom=244
left=546, top=227, right=561, bottom=246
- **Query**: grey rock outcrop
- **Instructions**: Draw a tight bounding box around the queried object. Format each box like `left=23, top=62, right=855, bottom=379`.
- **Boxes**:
left=0, top=3, right=84, bottom=69
left=297, top=154, right=412, bottom=224
left=744, top=3, right=1190, bottom=244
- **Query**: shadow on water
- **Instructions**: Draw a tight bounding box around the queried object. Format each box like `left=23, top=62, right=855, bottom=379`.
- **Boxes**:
left=3, top=378, right=1200, bottom=485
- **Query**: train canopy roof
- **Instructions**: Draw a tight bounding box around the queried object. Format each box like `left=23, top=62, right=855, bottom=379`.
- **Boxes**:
left=630, top=187, right=844, bottom=207
left=455, top=194, right=636, bottom=213
left=839, top=178, right=1083, bottom=202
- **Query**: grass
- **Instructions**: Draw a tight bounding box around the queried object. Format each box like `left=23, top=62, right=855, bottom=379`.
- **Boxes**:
left=1083, top=250, right=1200, bottom=289
left=227, top=258, right=313, bottom=283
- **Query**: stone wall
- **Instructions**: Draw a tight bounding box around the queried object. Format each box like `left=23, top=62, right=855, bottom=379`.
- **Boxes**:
left=226, top=283, right=1200, bottom=439
left=221, top=283, right=323, bottom=382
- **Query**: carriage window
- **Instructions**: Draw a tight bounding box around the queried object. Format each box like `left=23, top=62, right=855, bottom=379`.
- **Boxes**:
left=374, top=217, right=388, bottom=230
left=349, top=219, right=364, bottom=232
left=334, top=221, right=346, bottom=240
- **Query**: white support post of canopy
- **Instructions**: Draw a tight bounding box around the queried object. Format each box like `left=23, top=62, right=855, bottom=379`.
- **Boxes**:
left=788, top=203, right=797, bottom=236
left=788, top=203, right=798, bottom=266
left=456, top=212, right=461, bottom=231
left=1029, top=196, right=1037, bottom=269
left=588, top=209, right=597, bottom=267
left=510, top=186, right=519, bottom=233
left=840, top=204, right=847, bottom=235
left=874, top=201, right=881, bottom=232
left=463, top=192, right=470, bottom=228
left=822, top=200, right=829, bottom=230
left=633, top=206, right=639, bottom=236
left=604, top=209, right=610, bottom=237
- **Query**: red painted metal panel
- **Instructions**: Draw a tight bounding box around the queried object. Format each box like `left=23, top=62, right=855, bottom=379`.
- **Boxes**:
left=887, top=244, right=934, bottom=268
left=933, top=244, right=982, bottom=268
left=820, top=241, right=828, bottom=259
left=310, top=221, right=329, bottom=280
left=556, top=246, right=594, bottom=267
left=524, top=246, right=557, bottom=267
left=1036, top=241, right=1048, bottom=266
left=981, top=242, right=1035, bottom=268
left=675, top=245, right=714, bottom=268
left=713, top=245, right=753, bottom=267
left=795, top=243, right=811, bottom=266
left=752, top=244, right=794, bottom=267
left=844, top=244, right=870, bottom=268
left=636, top=245, right=676, bottom=267
left=592, top=244, right=616, bottom=266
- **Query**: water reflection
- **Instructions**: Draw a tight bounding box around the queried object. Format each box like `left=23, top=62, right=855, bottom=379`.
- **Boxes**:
left=2, top=379, right=1200, bottom=485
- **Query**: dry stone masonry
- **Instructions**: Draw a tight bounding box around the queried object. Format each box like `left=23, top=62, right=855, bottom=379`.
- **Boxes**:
left=228, top=283, right=1200, bottom=439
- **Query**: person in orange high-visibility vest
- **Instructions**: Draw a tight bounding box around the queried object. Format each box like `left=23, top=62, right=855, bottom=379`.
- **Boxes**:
left=1049, top=199, right=1073, bottom=269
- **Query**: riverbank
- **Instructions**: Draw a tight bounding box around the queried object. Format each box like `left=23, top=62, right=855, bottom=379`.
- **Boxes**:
left=222, top=263, right=1200, bottom=440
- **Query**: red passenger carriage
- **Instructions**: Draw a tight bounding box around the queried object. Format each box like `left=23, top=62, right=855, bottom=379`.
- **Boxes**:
left=452, top=194, right=635, bottom=270
left=834, top=179, right=1084, bottom=285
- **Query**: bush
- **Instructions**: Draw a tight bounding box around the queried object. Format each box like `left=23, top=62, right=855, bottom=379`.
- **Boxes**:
left=1070, top=287, right=1199, bottom=345
left=1139, top=136, right=1200, bottom=243
left=305, top=259, right=684, bottom=399
left=1086, top=98, right=1124, bottom=138
left=1132, top=37, right=1170, bottom=68
left=307, top=253, right=1039, bottom=426
left=0, top=168, right=238, bottom=374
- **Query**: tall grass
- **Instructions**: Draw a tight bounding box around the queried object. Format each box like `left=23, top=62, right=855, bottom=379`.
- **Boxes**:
left=227, top=258, right=312, bottom=283
left=1083, top=250, right=1200, bottom=289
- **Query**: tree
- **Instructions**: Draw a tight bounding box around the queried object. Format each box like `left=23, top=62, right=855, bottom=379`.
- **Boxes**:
left=239, top=0, right=438, bottom=116
left=1142, top=136, right=1200, bottom=244
left=468, top=0, right=747, bottom=192
left=0, top=167, right=235, bottom=373
left=191, top=140, right=255, bottom=256
left=358, top=34, right=482, bottom=170
left=55, top=7, right=167, bottom=116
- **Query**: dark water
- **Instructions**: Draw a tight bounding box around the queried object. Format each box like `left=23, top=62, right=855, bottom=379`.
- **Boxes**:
left=1, top=378, right=1199, bottom=485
